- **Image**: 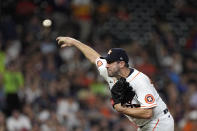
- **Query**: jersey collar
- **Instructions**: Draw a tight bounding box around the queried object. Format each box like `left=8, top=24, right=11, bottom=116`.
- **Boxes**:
left=127, top=68, right=134, bottom=78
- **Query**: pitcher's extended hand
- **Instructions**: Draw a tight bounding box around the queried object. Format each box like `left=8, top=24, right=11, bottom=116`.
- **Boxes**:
left=56, top=37, right=80, bottom=48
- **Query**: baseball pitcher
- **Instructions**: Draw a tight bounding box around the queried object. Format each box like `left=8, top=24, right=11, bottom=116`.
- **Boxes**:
left=56, top=37, right=174, bottom=131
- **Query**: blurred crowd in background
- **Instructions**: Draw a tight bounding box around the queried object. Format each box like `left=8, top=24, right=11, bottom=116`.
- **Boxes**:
left=0, top=0, right=197, bottom=131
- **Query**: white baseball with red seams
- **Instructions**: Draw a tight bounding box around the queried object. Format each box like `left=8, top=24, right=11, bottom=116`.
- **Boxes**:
left=96, top=58, right=174, bottom=131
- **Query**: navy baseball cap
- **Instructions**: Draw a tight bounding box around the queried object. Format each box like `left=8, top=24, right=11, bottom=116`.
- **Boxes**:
left=102, top=48, right=129, bottom=64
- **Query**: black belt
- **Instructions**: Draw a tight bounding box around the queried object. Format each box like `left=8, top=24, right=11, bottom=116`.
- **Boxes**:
left=139, top=108, right=168, bottom=129
left=163, top=108, right=168, bottom=114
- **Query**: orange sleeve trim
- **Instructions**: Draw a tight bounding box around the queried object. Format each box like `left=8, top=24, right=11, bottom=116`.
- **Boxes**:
left=153, top=119, right=160, bottom=131
left=141, top=104, right=157, bottom=108
left=129, top=71, right=140, bottom=82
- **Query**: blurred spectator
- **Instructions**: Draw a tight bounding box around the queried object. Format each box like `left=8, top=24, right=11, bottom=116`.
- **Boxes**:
left=0, top=49, right=6, bottom=73
left=184, top=57, right=197, bottom=73
left=22, top=104, right=35, bottom=123
left=185, top=28, right=197, bottom=50
left=135, top=49, right=157, bottom=77
left=41, top=54, right=58, bottom=82
left=90, top=78, right=109, bottom=96
left=116, top=5, right=129, bottom=21
left=188, top=80, right=197, bottom=109
left=40, top=111, right=61, bottom=131
left=38, top=108, right=50, bottom=123
left=6, top=110, right=32, bottom=131
left=1, top=16, right=18, bottom=41
left=0, top=74, right=5, bottom=110
left=175, top=0, right=197, bottom=17
left=94, top=1, right=111, bottom=25
left=166, top=83, right=179, bottom=110
left=2, top=61, right=24, bottom=115
left=0, top=111, right=6, bottom=131
left=32, top=123, right=41, bottom=131
left=182, top=110, right=197, bottom=131
left=16, top=0, right=36, bottom=17
left=24, top=78, right=42, bottom=104
left=71, top=0, right=93, bottom=41
left=5, top=40, right=22, bottom=63
left=57, top=96, right=79, bottom=129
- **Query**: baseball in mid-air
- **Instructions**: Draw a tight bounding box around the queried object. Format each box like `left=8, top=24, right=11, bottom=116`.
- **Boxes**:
left=42, top=19, right=52, bottom=27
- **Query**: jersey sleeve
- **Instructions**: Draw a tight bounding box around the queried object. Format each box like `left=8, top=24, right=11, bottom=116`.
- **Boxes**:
left=131, top=74, right=157, bottom=109
left=95, top=58, right=108, bottom=80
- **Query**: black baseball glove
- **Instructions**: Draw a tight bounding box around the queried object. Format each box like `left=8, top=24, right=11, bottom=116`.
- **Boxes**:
left=111, top=77, right=136, bottom=108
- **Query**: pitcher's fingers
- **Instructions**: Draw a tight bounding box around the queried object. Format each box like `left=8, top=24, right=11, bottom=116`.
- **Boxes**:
left=61, top=44, right=68, bottom=48
left=57, top=40, right=60, bottom=45
left=56, top=37, right=61, bottom=41
left=57, top=40, right=61, bottom=45
left=57, top=40, right=65, bottom=45
left=56, top=39, right=61, bottom=45
left=56, top=37, right=64, bottom=42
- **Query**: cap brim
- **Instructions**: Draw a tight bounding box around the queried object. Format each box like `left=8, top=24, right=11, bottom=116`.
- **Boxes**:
left=101, top=56, right=114, bottom=64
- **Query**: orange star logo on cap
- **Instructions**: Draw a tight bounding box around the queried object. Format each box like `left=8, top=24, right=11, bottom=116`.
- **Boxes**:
left=108, top=50, right=112, bottom=54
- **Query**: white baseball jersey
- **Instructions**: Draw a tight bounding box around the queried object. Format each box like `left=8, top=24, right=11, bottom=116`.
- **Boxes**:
left=95, top=58, right=173, bottom=129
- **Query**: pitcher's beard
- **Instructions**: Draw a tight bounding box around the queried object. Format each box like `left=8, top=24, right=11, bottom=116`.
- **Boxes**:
left=107, top=70, right=119, bottom=77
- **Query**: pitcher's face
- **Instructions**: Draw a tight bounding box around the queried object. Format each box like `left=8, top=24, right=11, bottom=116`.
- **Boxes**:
left=106, top=61, right=121, bottom=77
